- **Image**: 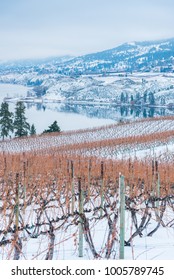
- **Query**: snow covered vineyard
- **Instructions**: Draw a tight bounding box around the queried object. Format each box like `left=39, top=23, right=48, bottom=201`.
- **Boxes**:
left=1, top=116, right=174, bottom=160
left=0, top=116, right=174, bottom=260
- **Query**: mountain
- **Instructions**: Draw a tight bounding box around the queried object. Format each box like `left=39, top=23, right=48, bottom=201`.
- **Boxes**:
left=1, top=38, right=174, bottom=107
left=0, top=55, right=74, bottom=73
left=1, top=38, right=174, bottom=75
left=61, top=38, right=174, bottom=74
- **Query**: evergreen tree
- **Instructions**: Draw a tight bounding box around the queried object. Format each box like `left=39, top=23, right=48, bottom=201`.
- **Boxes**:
left=135, top=92, right=140, bottom=102
left=0, top=102, right=13, bottom=140
left=43, top=121, right=61, bottom=134
left=30, top=124, right=36, bottom=135
left=143, top=108, right=147, bottom=118
left=149, top=92, right=155, bottom=105
left=125, top=93, right=129, bottom=103
left=143, top=92, right=147, bottom=104
left=120, top=92, right=125, bottom=103
left=14, top=101, right=30, bottom=137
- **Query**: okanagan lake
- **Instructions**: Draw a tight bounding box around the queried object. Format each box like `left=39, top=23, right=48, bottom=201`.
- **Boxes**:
left=0, top=84, right=115, bottom=133
left=0, top=83, right=174, bottom=134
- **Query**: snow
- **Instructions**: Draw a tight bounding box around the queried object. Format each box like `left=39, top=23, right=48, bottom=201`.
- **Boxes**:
left=1, top=40, right=174, bottom=261
left=1, top=72, right=174, bottom=105
left=0, top=115, right=173, bottom=260
left=1, top=205, right=173, bottom=260
left=0, top=83, right=29, bottom=102
left=1, top=117, right=174, bottom=154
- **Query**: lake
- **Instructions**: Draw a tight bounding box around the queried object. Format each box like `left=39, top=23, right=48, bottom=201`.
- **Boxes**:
left=0, top=84, right=115, bottom=133
left=0, top=83, right=174, bottom=134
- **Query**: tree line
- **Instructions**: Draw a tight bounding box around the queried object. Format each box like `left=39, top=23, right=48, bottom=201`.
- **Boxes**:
left=120, top=91, right=156, bottom=106
left=0, top=101, right=61, bottom=140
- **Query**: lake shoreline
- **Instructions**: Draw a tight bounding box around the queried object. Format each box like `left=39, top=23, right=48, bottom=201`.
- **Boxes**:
left=3, top=95, right=171, bottom=109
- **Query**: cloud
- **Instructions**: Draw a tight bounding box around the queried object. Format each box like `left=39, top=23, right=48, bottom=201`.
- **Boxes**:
left=0, top=0, right=173, bottom=60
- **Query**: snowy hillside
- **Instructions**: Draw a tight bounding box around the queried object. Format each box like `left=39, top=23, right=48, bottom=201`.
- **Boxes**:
left=0, top=38, right=174, bottom=105
left=61, top=38, right=174, bottom=74
left=1, top=72, right=174, bottom=106
left=1, top=116, right=174, bottom=157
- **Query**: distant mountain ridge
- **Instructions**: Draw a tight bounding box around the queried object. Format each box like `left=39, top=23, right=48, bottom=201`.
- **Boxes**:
left=1, top=38, right=174, bottom=75
left=1, top=38, right=174, bottom=108
left=61, top=38, right=174, bottom=74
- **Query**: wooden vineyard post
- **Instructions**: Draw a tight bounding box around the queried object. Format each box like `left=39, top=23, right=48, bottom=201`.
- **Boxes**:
left=100, top=161, right=104, bottom=217
left=15, top=173, right=20, bottom=233
left=88, top=159, right=91, bottom=200
left=22, top=161, right=27, bottom=239
left=119, top=174, right=125, bottom=259
left=156, top=173, right=160, bottom=211
left=14, top=173, right=21, bottom=260
left=78, top=177, right=84, bottom=257
left=23, top=161, right=27, bottom=216
left=154, top=161, right=160, bottom=211
left=71, top=161, right=75, bottom=214
left=152, top=159, right=155, bottom=196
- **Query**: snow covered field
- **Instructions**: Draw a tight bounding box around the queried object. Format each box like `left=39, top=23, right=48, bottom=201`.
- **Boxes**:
left=0, top=116, right=174, bottom=260
left=1, top=187, right=173, bottom=260
left=1, top=219, right=173, bottom=260
left=1, top=117, right=174, bottom=158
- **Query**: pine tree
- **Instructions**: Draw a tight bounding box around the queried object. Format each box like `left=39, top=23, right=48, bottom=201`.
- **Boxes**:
left=143, top=92, right=147, bottom=104
left=149, top=92, right=155, bottom=105
left=14, top=101, right=30, bottom=137
left=120, top=92, right=125, bottom=103
left=30, top=124, right=36, bottom=135
left=0, top=102, right=13, bottom=140
left=43, top=120, right=61, bottom=134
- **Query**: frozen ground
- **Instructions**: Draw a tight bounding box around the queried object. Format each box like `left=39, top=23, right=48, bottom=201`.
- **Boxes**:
left=1, top=208, right=173, bottom=260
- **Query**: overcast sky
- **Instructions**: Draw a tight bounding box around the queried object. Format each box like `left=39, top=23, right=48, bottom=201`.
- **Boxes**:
left=0, top=0, right=174, bottom=60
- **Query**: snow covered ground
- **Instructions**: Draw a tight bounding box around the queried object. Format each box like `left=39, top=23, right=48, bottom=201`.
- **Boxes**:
left=1, top=72, right=174, bottom=105
left=1, top=117, right=174, bottom=157
left=0, top=117, right=174, bottom=260
left=1, top=205, right=173, bottom=260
